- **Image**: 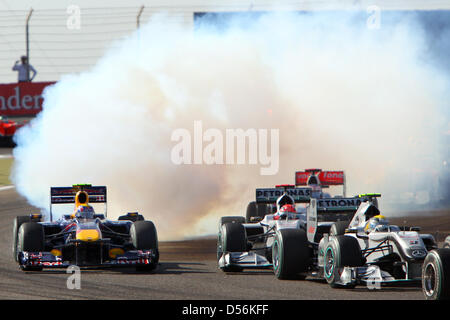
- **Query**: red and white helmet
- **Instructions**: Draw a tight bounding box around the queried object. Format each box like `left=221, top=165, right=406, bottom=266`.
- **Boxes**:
left=279, top=204, right=296, bottom=213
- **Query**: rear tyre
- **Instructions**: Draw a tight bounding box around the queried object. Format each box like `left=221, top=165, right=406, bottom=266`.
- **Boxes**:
left=329, top=221, right=348, bottom=236
left=118, top=214, right=145, bottom=222
left=324, top=236, right=365, bottom=288
left=272, top=229, right=310, bottom=280
left=444, top=237, right=450, bottom=249
left=422, top=249, right=450, bottom=300
left=17, top=222, right=44, bottom=271
left=256, top=203, right=267, bottom=219
left=246, top=202, right=266, bottom=222
left=219, top=216, right=245, bottom=226
left=13, top=216, right=31, bottom=262
left=219, top=222, right=247, bottom=272
left=130, top=221, right=159, bottom=271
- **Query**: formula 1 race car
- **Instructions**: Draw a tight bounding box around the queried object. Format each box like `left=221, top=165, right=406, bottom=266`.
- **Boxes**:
left=312, top=196, right=450, bottom=300
left=317, top=198, right=436, bottom=286
left=295, top=168, right=347, bottom=198
left=0, top=116, right=26, bottom=137
left=217, top=186, right=367, bottom=277
left=245, top=169, right=347, bottom=223
left=12, top=184, right=159, bottom=271
left=0, top=116, right=29, bottom=146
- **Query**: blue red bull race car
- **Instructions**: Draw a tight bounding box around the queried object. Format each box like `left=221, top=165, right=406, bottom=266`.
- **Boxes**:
left=12, top=184, right=159, bottom=271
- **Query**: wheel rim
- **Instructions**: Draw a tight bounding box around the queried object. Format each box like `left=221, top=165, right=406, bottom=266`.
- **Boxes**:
left=423, top=262, right=436, bottom=297
left=217, top=235, right=222, bottom=261
left=324, top=247, right=335, bottom=279
left=273, top=241, right=280, bottom=271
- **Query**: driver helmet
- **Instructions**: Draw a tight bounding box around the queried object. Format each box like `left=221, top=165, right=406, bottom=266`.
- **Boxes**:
left=73, top=191, right=95, bottom=219
left=275, top=204, right=296, bottom=220
left=364, top=214, right=389, bottom=233
left=276, top=193, right=295, bottom=211
left=75, top=204, right=95, bottom=219
left=280, top=204, right=296, bottom=214
left=75, top=191, right=89, bottom=207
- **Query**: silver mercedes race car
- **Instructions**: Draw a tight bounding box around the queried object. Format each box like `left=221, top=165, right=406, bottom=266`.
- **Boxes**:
left=313, top=196, right=450, bottom=300
left=217, top=186, right=367, bottom=277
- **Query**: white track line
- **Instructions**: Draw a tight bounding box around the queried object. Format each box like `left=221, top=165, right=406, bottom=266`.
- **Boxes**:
left=0, top=185, right=14, bottom=191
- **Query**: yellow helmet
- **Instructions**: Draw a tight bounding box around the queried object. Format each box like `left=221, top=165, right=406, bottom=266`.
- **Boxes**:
left=75, top=191, right=89, bottom=207
left=365, top=215, right=388, bottom=233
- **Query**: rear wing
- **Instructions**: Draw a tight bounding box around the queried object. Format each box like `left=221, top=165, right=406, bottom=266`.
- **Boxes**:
left=255, top=187, right=311, bottom=204
left=295, top=170, right=345, bottom=186
left=49, top=184, right=107, bottom=220
left=306, top=195, right=381, bottom=242
left=316, top=197, right=362, bottom=212
left=356, top=193, right=381, bottom=208
left=50, top=185, right=107, bottom=204
left=306, top=197, right=362, bottom=243
left=295, top=169, right=346, bottom=196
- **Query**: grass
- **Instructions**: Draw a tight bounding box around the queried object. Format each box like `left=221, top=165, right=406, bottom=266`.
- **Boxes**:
left=0, top=158, right=13, bottom=186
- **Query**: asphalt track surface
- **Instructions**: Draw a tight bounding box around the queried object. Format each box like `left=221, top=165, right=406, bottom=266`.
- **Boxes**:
left=1, top=187, right=450, bottom=300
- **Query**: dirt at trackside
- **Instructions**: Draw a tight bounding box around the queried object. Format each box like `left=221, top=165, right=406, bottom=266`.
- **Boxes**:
left=390, top=210, right=450, bottom=242
left=159, top=237, right=217, bottom=261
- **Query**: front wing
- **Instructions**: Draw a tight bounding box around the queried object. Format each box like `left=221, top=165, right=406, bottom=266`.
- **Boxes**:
left=218, top=251, right=272, bottom=269
left=18, top=249, right=157, bottom=269
left=329, top=265, right=421, bottom=287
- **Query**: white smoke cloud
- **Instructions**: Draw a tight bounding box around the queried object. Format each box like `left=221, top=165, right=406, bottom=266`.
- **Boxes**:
left=12, top=12, right=449, bottom=239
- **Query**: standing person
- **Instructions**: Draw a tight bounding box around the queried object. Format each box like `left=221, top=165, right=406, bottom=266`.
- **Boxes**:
left=12, top=55, right=37, bottom=82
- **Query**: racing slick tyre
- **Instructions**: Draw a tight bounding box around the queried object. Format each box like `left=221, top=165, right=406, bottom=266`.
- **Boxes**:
left=245, top=202, right=267, bottom=222
left=444, top=237, right=450, bottom=249
left=272, top=229, right=310, bottom=280
left=130, top=220, right=159, bottom=271
left=219, top=222, right=247, bottom=272
left=245, top=201, right=257, bottom=223
left=324, top=235, right=365, bottom=288
left=17, top=222, right=44, bottom=271
left=13, top=216, right=31, bottom=262
left=422, top=249, right=450, bottom=300
left=219, top=216, right=245, bottom=227
left=118, top=214, right=145, bottom=222
left=217, top=217, right=245, bottom=262
left=257, top=203, right=267, bottom=219
left=329, top=221, right=348, bottom=236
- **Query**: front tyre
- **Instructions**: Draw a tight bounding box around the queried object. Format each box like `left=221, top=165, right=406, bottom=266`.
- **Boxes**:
left=272, top=229, right=310, bottom=280
left=17, top=222, right=44, bottom=271
left=219, top=222, right=247, bottom=272
left=422, top=249, right=450, bottom=300
left=12, top=216, right=31, bottom=262
left=130, top=220, right=159, bottom=271
left=324, top=236, right=364, bottom=288
left=217, top=217, right=245, bottom=261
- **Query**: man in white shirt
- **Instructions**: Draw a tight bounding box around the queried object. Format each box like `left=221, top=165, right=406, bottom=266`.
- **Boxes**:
left=12, top=56, right=37, bottom=82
